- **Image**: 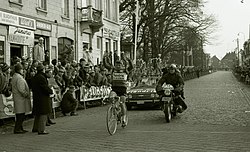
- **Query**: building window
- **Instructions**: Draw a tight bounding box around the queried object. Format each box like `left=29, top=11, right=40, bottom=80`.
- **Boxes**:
left=113, top=40, right=117, bottom=52
left=63, top=0, right=69, bottom=18
left=9, top=0, right=22, bottom=3
left=97, top=37, right=102, bottom=50
left=38, top=0, right=47, bottom=10
left=58, top=37, right=74, bottom=62
left=82, top=0, right=90, bottom=7
left=105, top=0, right=111, bottom=19
left=94, top=0, right=102, bottom=10
left=112, top=0, right=118, bottom=22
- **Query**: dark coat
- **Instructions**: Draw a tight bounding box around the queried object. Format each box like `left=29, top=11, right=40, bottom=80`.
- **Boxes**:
left=61, top=91, right=77, bottom=113
left=31, top=71, right=53, bottom=115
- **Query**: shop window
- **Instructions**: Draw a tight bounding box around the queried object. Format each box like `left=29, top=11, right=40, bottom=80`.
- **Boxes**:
left=58, top=37, right=74, bottom=63
left=0, top=36, right=5, bottom=63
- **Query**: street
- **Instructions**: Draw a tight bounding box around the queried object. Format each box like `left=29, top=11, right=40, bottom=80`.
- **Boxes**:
left=1, top=71, right=250, bottom=152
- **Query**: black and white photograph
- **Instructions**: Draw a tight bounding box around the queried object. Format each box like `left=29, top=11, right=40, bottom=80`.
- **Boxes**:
left=0, top=0, right=250, bottom=151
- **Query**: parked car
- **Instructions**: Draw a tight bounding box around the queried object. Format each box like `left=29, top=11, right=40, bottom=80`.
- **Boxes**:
left=126, top=76, right=161, bottom=110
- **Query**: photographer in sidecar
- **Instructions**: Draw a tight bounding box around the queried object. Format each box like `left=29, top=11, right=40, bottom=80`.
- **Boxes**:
left=156, top=64, right=187, bottom=113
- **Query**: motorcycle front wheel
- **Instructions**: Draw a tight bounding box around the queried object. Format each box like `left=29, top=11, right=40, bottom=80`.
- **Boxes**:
left=164, top=102, right=172, bottom=123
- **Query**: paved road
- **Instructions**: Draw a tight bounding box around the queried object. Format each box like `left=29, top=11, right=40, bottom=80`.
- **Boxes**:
left=1, top=71, right=250, bottom=152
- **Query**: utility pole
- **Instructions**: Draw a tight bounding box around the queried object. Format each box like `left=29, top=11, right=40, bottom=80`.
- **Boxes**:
left=133, top=0, right=139, bottom=65
left=237, top=38, right=240, bottom=66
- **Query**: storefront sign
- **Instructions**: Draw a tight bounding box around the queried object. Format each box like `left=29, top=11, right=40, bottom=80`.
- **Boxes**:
left=36, top=21, right=52, bottom=31
left=8, top=26, right=34, bottom=46
left=0, top=10, right=36, bottom=30
left=103, top=27, right=119, bottom=40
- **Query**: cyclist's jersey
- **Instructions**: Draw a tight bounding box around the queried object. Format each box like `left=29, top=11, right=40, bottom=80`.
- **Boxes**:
left=111, top=70, right=127, bottom=88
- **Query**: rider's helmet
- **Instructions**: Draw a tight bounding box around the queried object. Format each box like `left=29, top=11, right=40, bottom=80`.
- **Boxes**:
left=169, top=64, right=177, bottom=70
left=169, top=64, right=177, bottom=74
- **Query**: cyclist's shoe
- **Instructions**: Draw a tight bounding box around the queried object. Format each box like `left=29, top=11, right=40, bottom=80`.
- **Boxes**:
left=121, top=121, right=127, bottom=128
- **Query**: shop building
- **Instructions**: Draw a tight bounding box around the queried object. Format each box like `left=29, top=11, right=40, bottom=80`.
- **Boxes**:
left=0, top=0, right=75, bottom=65
left=0, top=0, right=120, bottom=66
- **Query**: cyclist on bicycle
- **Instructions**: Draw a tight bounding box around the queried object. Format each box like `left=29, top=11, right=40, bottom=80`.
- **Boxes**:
left=111, top=60, right=128, bottom=127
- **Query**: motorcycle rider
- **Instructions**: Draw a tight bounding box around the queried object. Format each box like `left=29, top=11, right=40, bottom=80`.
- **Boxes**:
left=111, top=60, right=128, bottom=126
left=156, top=64, right=187, bottom=113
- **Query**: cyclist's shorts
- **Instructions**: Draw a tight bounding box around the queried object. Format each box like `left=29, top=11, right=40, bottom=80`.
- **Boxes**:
left=111, top=86, right=127, bottom=96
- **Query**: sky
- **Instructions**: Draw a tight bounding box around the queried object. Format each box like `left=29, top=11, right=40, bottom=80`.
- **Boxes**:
left=203, top=0, right=250, bottom=60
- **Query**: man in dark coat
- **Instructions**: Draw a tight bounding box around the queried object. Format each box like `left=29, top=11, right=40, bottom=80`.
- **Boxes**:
left=31, top=64, right=53, bottom=135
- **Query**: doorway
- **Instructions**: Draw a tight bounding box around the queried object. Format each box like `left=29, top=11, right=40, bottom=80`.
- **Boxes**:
left=10, top=44, right=22, bottom=65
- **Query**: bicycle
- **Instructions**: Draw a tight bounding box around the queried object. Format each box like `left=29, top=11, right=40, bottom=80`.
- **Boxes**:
left=106, top=91, right=128, bottom=135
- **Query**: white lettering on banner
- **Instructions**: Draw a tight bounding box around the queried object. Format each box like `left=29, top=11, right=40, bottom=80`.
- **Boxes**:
left=113, top=73, right=127, bottom=81
left=8, top=26, right=34, bottom=46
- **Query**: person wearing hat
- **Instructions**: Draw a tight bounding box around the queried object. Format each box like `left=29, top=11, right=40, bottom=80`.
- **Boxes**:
left=11, top=63, right=32, bottom=134
left=61, top=85, right=78, bottom=116
left=33, top=37, right=45, bottom=62
left=31, top=63, right=53, bottom=135
left=0, top=62, right=11, bottom=97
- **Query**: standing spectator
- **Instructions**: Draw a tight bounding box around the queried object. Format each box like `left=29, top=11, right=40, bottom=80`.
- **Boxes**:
left=114, top=50, right=119, bottom=66
left=33, top=37, right=45, bottom=62
left=45, top=68, right=56, bottom=126
left=103, top=50, right=113, bottom=72
left=82, top=46, right=93, bottom=66
left=22, top=60, right=29, bottom=79
left=61, top=85, right=78, bottom=116
left=94, top=65, right=103, bottom=86
left=0, top=62, right=11, bottom=97
left=11, top=63, right=32, bottom=134
left=51, top=59, right=59, bottom=76
left=31, top=64, right=53, bottom=135
left=121, top=51, right=134, bottom=75
left=44, top=50, right=50, bottom=65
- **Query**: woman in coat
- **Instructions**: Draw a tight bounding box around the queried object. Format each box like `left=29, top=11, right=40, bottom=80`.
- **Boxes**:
left=11, top=63, right=32, bottom=134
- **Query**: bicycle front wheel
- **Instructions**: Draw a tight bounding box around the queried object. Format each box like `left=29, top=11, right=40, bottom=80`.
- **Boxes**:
left=106, top=106, right=118, bottom=135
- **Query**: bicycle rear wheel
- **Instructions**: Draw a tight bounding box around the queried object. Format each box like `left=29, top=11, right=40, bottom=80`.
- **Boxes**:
left=106, top=106, right=118, bottom=135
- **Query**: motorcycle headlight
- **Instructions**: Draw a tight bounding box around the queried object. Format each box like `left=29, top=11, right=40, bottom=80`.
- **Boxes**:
left=164, top=90, right=171, bottom=96
left=128, top=94, right=132, bottom=99
left=150, top=94, right=155, bottom=98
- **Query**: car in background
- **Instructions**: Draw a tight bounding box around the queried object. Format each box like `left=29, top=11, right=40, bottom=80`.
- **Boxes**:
left=126, top=76, right=161, bottom=110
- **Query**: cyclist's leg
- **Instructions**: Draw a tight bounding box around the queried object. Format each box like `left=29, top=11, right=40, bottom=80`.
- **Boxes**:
left=120, top=95, right=127, bottom=117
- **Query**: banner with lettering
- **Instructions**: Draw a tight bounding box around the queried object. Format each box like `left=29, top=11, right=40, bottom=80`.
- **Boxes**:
left=8, top=26, right=34, bottom=46
left=0, top=10, right=36, bottom=30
